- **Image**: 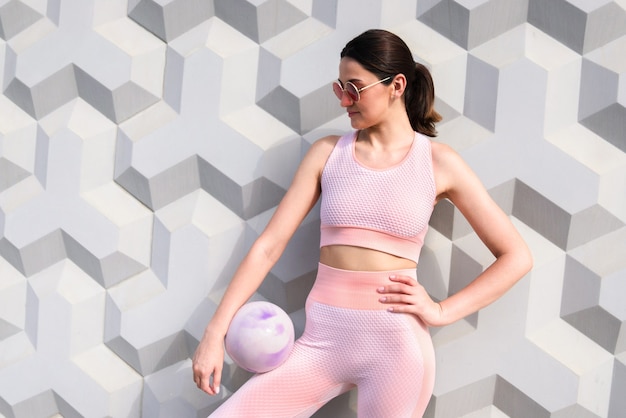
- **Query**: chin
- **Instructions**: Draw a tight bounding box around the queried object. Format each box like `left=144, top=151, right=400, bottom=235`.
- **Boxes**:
left=349, top=118, right=367, bottom=130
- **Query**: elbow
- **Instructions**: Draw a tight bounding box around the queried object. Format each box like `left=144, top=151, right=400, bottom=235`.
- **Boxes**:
left=516, top=242, right=534, bottom=278
left=253, top=235, right=284, bottom=266
left=526, top=246, right=534, bottom=271
left=498, top=241, right=533, bottom=284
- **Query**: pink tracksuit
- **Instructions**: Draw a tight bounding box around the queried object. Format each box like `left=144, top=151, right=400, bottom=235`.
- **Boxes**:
left=210, top=131, right=437, bottom=417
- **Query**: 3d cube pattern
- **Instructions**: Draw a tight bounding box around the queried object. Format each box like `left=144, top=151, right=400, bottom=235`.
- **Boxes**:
left=0, top=0, right=625, bottom=417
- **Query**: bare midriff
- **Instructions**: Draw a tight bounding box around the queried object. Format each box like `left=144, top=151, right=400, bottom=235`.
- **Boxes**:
left=319, top=245, right=417, bottom=271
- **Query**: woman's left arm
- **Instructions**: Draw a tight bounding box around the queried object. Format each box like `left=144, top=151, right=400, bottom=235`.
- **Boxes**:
left=378, top=142, right=533, bottom=326
left=430, top=142, right=533, bottom=325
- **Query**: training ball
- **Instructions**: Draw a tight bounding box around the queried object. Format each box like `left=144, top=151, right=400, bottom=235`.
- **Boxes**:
left=225, top=301, right=295, bottom=373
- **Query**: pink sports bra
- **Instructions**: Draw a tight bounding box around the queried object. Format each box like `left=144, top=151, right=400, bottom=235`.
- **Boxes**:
left=320, top=131, right=436, bottom=264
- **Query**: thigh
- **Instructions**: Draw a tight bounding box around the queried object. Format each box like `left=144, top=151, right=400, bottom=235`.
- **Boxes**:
left=356, top=314, right=435, bottom=418
left=210, top=334, right=352, bottom=418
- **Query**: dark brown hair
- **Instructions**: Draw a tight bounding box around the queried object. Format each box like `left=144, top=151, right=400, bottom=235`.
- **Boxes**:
left=341, top=29, right=442, bottom=137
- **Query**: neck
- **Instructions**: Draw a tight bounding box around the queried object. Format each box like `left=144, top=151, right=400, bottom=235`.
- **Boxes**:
left=359, top=116, right=414, bottom=149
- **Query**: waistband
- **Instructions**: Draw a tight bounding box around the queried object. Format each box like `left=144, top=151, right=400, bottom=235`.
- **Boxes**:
left=308, top=262, right=417, bottom=310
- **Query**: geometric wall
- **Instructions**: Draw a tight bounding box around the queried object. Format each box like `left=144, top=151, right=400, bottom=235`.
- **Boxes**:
left=0, top=0, right=625, bottom=417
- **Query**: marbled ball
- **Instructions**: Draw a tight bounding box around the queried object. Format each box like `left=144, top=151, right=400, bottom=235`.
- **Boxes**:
left=225, top=301, right=295, bottom=373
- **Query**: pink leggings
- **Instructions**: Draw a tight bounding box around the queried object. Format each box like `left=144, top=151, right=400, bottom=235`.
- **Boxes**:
left=210, top=263, right=435, bottom=417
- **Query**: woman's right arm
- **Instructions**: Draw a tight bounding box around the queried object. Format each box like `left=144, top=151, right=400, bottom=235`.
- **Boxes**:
left=192, top=135, right=338, bottom=395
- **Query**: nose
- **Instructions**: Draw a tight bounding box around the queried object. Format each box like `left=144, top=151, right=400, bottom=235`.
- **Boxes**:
left=339, top=90, right=354, bottom=107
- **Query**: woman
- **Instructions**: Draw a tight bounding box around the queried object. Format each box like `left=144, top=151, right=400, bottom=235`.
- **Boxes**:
left=193, top=29, right=532, bottom=417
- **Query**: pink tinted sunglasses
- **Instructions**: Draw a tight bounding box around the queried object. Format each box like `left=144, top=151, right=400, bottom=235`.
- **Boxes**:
left=332, top=76, right=391, bottom=102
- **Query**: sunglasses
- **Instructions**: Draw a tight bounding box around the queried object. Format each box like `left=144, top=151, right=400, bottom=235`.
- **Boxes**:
left=332, top=76, right=391, bottom=102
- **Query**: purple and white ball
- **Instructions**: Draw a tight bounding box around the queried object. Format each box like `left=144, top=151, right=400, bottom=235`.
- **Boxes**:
left=225, top=301, right=295, bottom=373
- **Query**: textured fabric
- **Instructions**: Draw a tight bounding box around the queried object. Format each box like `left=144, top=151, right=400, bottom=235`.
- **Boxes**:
left=320, top=131, right=436, bottom=264
left=209, top=264, right=435, bottom=418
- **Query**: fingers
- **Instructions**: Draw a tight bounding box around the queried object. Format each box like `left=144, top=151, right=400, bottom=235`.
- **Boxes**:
left=378, top=283, right=412, bottom=309
left=376, top=274, right=415, bottom=295
left=377, top=274, right=424, bottom=312
left=374, top=274, right=444, bottom=325
left=211, top=367, right=222, bottom=395
left=197, top=375, right=220, bottom=395
left=388, top=274, right=415, bottom=284
left=193, top=366, right=222, bottom=396
left=378, top=293, right=411, bottom=307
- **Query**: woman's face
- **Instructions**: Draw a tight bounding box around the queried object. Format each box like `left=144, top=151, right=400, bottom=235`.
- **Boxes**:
left=336, top=57, right=392, bottom=130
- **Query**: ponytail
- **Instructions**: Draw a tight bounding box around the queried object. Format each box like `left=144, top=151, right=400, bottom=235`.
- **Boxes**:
left=405, top=62, right=441, bottom=137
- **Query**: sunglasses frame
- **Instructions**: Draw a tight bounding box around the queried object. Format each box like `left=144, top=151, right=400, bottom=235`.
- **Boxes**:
left=333, top=76, right=392, bottom=102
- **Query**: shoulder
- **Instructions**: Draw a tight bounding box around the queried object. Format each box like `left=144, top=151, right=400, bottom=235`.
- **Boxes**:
left=296, top=134, right=342, bottom=177
left=304, top=134, right=342, bottom=163
left=312, top=134, right=342, bottom=151
left=430, top=140, right=459, bottom=165
left=429, top=141, right=477, bottom=201
left=430, top=140, right=472, bottom=177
